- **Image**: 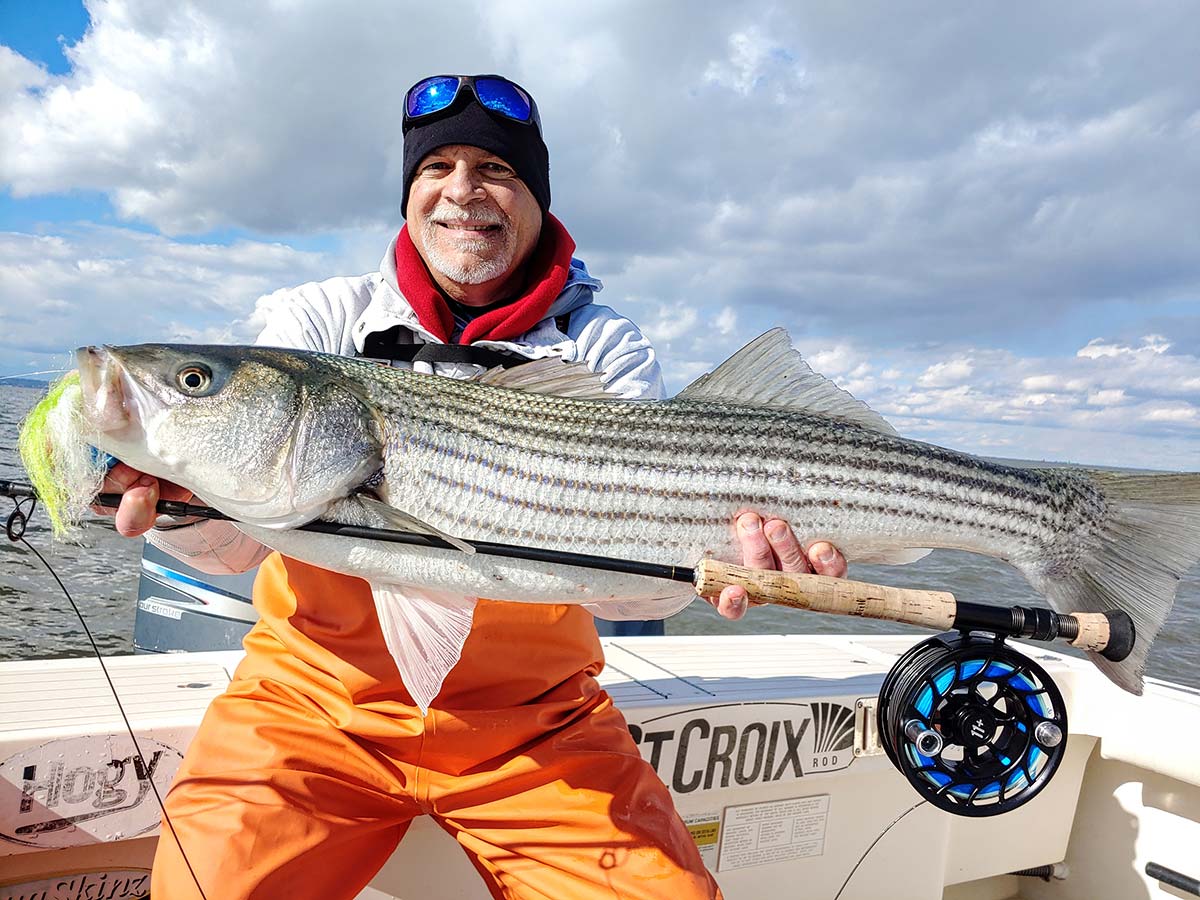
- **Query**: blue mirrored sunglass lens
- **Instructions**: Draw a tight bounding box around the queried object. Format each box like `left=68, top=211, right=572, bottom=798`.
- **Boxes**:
left=474, top=78, right=532, bottom=122
left=406, top=76, right=461, bottom=118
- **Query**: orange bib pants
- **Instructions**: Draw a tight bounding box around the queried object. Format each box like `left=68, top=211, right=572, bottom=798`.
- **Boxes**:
left=150, top=554, right=721, bottom=899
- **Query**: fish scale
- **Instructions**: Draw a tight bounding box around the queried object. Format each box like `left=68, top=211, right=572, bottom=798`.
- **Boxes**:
left=365, top=373, right=1094, bottom=570
left=381, top=373, right=1064, bottom=505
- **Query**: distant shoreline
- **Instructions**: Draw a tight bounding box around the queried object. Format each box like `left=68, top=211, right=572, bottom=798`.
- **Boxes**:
left=0, top=379, right=49, bottom=390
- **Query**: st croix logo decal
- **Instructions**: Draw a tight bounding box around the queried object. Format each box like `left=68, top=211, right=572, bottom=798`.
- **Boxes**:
left=628, top=701, right=855, bottom=794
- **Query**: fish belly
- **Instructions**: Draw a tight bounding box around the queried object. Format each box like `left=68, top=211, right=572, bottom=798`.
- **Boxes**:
left=236, top=523, right=693, bottom=608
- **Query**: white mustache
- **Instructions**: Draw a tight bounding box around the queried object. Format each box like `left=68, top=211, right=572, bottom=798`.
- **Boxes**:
left=427, top=206, right=507, bottom=227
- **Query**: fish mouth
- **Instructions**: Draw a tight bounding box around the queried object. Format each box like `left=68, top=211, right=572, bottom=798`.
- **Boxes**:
left=75, top=346, right=145, bottom=436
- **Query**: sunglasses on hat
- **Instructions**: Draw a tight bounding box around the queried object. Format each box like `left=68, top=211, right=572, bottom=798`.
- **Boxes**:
left=403, top=74, right=542, bottom=135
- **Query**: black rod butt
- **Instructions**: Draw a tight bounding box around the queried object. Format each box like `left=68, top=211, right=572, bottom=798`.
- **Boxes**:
left=1101, top=610, right=1136, bottom=662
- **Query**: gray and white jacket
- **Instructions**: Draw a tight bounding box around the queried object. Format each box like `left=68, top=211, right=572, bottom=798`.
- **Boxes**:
left=148, top=236, right=665, bottom=574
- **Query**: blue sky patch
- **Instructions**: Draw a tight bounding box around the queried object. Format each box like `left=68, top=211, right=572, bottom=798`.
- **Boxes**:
left=0, top=0, right=89, bottom=75
left=0, top=189, right=115, bottom=233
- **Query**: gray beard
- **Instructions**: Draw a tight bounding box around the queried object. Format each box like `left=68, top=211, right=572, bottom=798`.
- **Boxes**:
left=419, top=220, right=516, bottom=286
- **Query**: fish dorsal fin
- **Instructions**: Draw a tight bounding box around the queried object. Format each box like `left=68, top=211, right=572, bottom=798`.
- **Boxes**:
left=369, top=582, right=477, bottom=714
left=677, top=328, right=897, bottom=435
left=475, top=357, right=613, bottom=400
left=357, top=495, right=475, bottom=554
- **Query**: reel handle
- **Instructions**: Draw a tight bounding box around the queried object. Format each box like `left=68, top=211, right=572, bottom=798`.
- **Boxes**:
left=693, top=559, right=957, bottom=629
left=693, top=559, right=1135, bottom=660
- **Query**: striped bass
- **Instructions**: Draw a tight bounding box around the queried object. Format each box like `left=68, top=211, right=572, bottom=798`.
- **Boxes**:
left=65, top=330, right=1200, bottom=709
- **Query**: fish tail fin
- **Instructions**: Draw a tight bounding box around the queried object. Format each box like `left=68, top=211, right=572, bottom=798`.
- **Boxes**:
left=1035, top=471, right=1200, bottom=695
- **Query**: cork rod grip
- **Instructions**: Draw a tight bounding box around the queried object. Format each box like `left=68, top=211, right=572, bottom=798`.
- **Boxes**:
left=694, top=559, right=958, bottom=630
left=1068, top=612, right=1111, bottom=652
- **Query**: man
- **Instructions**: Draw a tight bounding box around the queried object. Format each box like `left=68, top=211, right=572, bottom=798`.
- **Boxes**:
left=104, top=74, right=847, bottom=899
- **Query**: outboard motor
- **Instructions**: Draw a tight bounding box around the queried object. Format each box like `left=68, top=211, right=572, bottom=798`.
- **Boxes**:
left=134, top=543, right=258, bottom=652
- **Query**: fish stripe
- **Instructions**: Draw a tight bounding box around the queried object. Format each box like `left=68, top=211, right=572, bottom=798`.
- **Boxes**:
left=329, top=357, right=1108, bottom=573
left=391, top=428, right=1091, bottom=539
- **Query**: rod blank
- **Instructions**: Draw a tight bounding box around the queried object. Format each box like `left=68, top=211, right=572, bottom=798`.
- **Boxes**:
left=81, top=491, right=1133, bottom=658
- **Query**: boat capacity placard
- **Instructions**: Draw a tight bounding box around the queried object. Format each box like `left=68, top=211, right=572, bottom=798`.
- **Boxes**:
left=718, top=794, right=829, bottom=871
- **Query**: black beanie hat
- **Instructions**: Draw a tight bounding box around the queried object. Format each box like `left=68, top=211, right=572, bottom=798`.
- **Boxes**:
left=401, top=83, right=551, bottom=217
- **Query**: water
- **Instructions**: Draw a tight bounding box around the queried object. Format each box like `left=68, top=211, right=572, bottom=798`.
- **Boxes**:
left=1, top=383, right=1198, bottom=690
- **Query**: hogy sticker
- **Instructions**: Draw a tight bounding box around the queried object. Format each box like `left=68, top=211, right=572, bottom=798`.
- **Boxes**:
left=627, top=701, right=855, bottom=794
left=1, top=735, right=183, bottom=849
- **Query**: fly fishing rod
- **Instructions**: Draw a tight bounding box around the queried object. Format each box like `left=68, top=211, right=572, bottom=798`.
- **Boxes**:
left=0, top=479, right=1135, bottom=659
left=84, top=490, right=1133, bottom=663
left=7, top=480, right=1134, bottom=817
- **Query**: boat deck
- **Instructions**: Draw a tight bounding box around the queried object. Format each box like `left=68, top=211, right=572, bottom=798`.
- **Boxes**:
left=2, top=634, right=1196, bottom=899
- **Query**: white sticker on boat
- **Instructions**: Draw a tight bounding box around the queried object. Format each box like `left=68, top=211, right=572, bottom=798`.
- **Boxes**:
left=137, top=597, right=184, bottom=620
left=0, top=735, right=183, bottom=849
left=626, top=701, right=855, bottom=794
left=717, top=794, right=830, bottom=872
left=0, top=868, right=150, bottom=900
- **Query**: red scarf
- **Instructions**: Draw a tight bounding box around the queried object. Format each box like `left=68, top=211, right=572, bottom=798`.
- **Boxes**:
left=393, top=213, right=576, bottom=345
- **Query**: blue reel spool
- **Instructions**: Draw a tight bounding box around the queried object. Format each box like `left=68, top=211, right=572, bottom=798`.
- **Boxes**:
left=877, top=632, right=1068, bottom=817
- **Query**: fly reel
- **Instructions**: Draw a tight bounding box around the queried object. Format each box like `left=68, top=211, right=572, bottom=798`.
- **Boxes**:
left=877, top=632, right=1067, bottom=816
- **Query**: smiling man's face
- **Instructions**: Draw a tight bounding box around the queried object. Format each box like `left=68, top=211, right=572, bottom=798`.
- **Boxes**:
left=405, top=144, right=543, bottom=304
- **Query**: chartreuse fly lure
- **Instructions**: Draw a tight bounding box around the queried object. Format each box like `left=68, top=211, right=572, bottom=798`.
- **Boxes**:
left=17, top=371, right=109, bottom=537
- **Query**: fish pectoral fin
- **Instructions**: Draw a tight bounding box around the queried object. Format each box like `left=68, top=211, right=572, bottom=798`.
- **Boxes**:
left=369, top=582, right=477, bottom=714
left=851, top=547, right=933, bottom=565
left=675, top=328, right=897, bottom=436
left=356, top=495, right=476, bottom=554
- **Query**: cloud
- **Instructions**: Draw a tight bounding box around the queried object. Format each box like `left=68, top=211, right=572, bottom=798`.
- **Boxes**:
left=1, top=0, right=1198, bottom=471
left=0, top=225, right=335, bottom=360
left=0, top=44, right=49, bottom=96
left=5, top=3, right=1196, bottom=302
left=1142, top=405, right=1198, bottom=424
left=639, top=304, right=700, bottom=345
left=1077, top=335, right=1170, bottom=359
left=917, top=359, right=974, bottom=388
left=782, top=333, right=1200, bottom=469
left=1087, top=388, right=1127, bottom=406
left=0, top=217, right=1195, bottom=470
left=703, top=27, right=805, bottom=101
left=713, top=306, right=737, bottom=336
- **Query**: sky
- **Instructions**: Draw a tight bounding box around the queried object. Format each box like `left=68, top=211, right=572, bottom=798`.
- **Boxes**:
left=0, top=0, right=1198, bottom=469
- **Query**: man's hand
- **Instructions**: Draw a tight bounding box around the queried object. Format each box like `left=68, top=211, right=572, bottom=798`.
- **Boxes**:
left=709, top=512, right=848, bottom=620
left=91, top=463, right=192, bottom=538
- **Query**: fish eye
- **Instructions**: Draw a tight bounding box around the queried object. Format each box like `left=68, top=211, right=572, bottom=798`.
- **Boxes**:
left=175, top=364, right=213, bottom=395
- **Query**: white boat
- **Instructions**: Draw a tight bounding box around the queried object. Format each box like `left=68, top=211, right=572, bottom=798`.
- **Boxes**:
left=2, top=631, right=1198, bottom=899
